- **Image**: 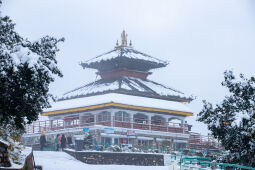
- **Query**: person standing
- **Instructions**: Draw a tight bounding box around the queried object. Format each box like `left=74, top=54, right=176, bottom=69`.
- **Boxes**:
left=67, top=134, right=72, bottom=148
left=61, top=134, right=67, bottom=150
left=55, top=134, right=61, bottom=151
left=40, top=131, right=46, bottom=151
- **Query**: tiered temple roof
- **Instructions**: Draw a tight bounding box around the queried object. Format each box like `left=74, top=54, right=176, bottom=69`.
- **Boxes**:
left=80, top=46, right=168, bottom=72
left=59, top=31, right=193, bottom=103
left=61, top=76, right=191, bottom=102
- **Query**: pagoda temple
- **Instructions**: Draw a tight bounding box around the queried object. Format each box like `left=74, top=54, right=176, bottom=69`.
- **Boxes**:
left=25, top=31, right=195, bottom=150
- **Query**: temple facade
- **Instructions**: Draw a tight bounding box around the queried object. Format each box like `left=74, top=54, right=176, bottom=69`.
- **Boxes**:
left=25, top=31, right=197, bottom=150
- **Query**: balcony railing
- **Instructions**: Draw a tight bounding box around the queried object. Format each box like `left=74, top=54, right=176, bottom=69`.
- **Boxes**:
left=25, top=116, right=189, bottom=134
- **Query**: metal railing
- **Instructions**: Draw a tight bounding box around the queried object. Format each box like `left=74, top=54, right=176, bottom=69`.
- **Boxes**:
left=25, top=116, right=188, bottom=134
left=179, top=157, right=255, bottom=170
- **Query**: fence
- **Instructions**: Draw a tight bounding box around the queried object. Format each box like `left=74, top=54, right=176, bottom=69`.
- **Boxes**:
left=179, top=157, right=255, bottom=170
left=169, top=155, right=255, bottom=170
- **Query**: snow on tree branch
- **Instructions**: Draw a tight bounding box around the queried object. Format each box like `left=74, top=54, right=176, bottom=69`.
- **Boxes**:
left=0, top=3, right=64, bottom=131
left=198, top=70, right=255, bottom=166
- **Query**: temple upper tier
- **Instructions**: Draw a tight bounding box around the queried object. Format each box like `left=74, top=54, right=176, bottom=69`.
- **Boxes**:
left=80, top=47, right=168, bottom=73
left=80, top=30, right=168, bottom=78
left=60, top=31, right=192, bottom=102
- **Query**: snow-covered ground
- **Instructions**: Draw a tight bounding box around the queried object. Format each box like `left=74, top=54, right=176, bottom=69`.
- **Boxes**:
left=33, top=151, right=170, bottom=170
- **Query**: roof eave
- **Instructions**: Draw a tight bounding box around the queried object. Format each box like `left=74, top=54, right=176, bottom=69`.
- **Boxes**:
left=59, top=90, right=192, bottom=103
left=80, top=57, right=168, bottom=71
left=42, top=102, right=194, bottom=117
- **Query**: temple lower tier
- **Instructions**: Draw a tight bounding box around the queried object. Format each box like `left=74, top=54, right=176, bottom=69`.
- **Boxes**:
left=24, top=108, right=222, bottom=151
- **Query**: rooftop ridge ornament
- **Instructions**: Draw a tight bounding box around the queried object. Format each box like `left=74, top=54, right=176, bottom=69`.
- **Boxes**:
left=115, top=30, right=132, bottom=49
left=129, top=40, right=132, bottom=46
left=121, top=30, right=127, bottom=46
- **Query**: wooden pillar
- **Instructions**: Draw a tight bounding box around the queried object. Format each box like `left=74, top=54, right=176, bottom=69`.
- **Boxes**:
left=79, top=114, right=83, bottom=126
left=182, top=120, right=185, bottom=134
left=130, top=113, right=134, bottom=129
left=110, top=111, right=114, bottom=127
left=94, top=114, right=97, bottom=125
left=50, top=120, right=53, bottom=130
left=148, top=115, right=151, bottom=130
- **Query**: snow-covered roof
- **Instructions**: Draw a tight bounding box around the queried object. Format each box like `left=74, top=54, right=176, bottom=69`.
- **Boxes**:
left=80, top=47, right=168, bottom=72
left=84, top=47, right=167, bottom=65
left=44, top=93, right=193, bottom=115
left=61, top=76, right=192, bottom=102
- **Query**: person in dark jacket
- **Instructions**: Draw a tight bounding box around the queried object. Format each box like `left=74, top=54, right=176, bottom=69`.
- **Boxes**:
left=67, top=134, right=72, bottom=148
left=40, top=131, right=46, bottom=151
left=61, top=134, right=67, bottom=150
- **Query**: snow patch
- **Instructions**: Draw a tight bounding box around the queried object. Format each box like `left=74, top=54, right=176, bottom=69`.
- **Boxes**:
left=10, top=45, right=39, bottom=68
left=33, top=151, right=170, bottom=170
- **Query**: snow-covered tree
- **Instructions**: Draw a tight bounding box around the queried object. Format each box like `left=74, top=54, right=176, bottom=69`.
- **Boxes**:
left=0, top=0, right=64, bottom=133
left=198, top=70, right=255, bottom=166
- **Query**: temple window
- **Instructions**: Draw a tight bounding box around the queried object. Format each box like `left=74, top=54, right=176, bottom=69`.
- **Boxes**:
left=114, top=111, right=130, bottom=122
left=151, top=115, right=166, bottom=125
left=134, top=113, right=148, bottom=124
left=168, top=118, right=182, bottom=127
left=64, top=115, right=79, bottom=127
left=81, top=113, right=94, bottom=124
left=97, top=111, right=111, bottom=122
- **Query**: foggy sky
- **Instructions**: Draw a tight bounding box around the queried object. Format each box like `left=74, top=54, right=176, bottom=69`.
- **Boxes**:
left=2, top=0, right=255, bottom=135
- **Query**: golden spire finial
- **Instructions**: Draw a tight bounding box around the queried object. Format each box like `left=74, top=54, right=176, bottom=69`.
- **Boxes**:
left=121, top=30, right=127, bottom=46
left=115, top=30, right=131, bottom=49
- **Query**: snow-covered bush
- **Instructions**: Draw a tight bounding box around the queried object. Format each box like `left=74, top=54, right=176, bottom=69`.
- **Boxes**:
left=146, top=148, right=159, bottom=153
left=97, top=145, right=104, bottom=151
left=209, top=151, right=225, bottom=162
left=107, top=145, right=122, bottom=152
left=0, top=124, right=27, bottom=166
left=198, top=70, right=255, bottom=166
left=183, top=149, right=190, bottom=155
left=131, top=146, right=142, bottom=153
left=121, top=145, right=131, bottom=152
left=160, top=140, right=172, bottom=154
